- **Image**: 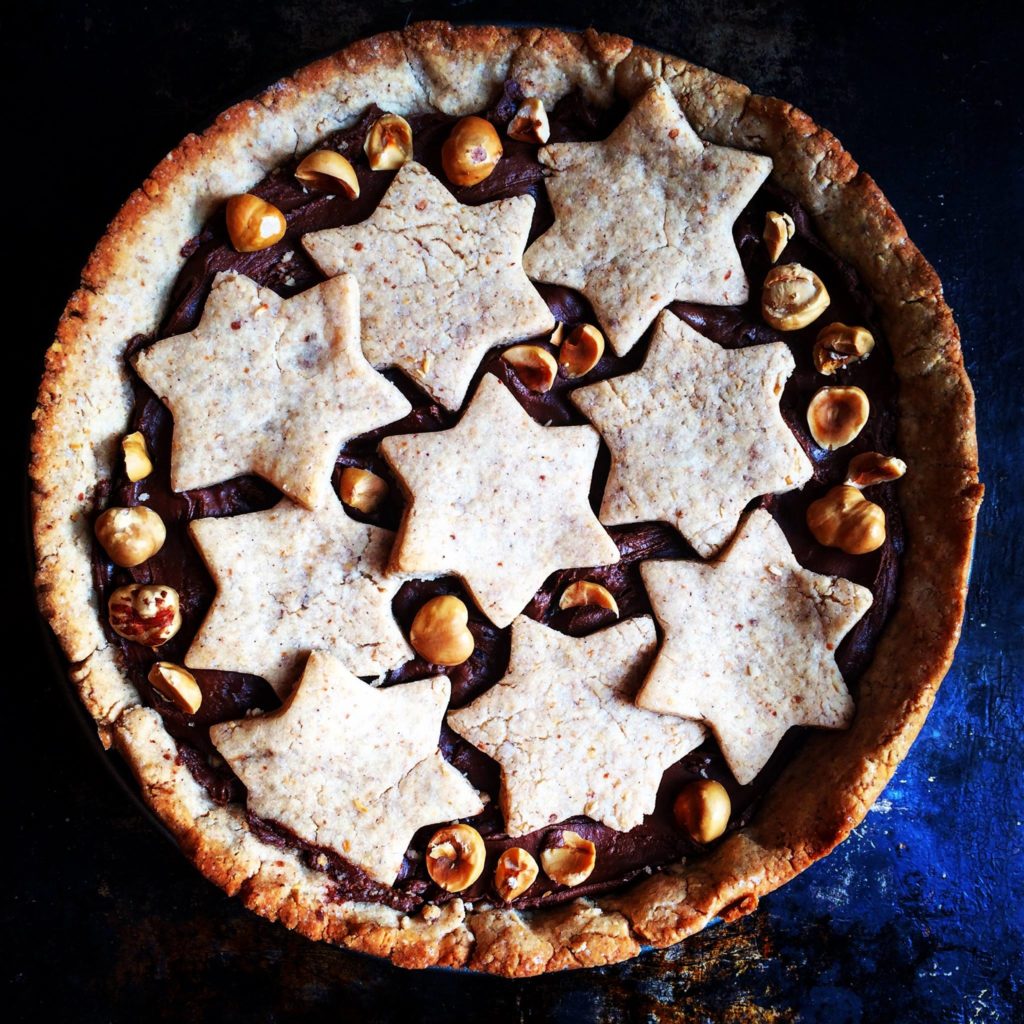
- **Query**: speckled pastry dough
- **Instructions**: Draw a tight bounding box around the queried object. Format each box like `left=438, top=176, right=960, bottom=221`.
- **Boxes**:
left=132, top=271, right=410, bottom=508
left=187, top=492, right=411, bottom=694
left=573, top=310, right=812, bottom=557
left=210, top=651, right=483, bottom=885
left=524, top=78, right=772, bottom=355
left=449, top=615, right=705, bottom=835
left=380, top=373, right=620, bottom=627
left=303, top=161, right=554, bottom=409
left=637, top=509, right=873, bottom=784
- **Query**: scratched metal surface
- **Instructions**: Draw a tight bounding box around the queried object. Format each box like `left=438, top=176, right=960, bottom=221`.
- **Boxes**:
left=9, top=1, right=1022, bottom=1021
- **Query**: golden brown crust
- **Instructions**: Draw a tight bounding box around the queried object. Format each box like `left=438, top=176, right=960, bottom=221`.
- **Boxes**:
left=30, top=22, right=982, bottom=977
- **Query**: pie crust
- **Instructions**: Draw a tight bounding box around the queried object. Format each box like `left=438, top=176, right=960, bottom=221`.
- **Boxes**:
left=30, top=22, right=982, bottom=976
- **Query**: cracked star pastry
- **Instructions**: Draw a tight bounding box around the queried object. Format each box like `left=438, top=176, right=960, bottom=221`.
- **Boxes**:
left=31, top=23, right=980, bottom=979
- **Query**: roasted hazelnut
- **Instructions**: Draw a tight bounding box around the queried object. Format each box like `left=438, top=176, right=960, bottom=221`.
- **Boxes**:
left=493, top=847, right=539, bottom=902
left=94, top=506, right=166, bottom=568
left=225, top=193, right=287, bottom=253
left=364, top=113, right=414, bottom=171
left=673, top=779, right=731, bottom=844
left=108, top=584, right=182, bottom=646
left=807, top=386, right=870, bottom=450
left=409, top=595, right=475, bottom=667
left=558, top=324, right=605, bottom=378
left=442, top=116, right=502, bottom=187
left=761, top=263, right=830, bottom=331
left=294, top=150, right=359, bottom=198
left=339, top=466, right=388, bottom=514
left=558, top=580, right=619, bottom=616
left=540, top=830, right=596, bottom=887
left=503, top=344, right=558, bottom=392
left=763, top=210, right=795, bottom=263
left=846, top=451, right=907, bottom=488
left=806, top=485, right=886, bottom=555
left=148, top=662, right=203, bottom=714
left=122, top=431, right=153, bottom=482
left=812, top=322, right=876, bottom=375
left=507, top=97, right=550, bottom=145
left=425, top=824, right=486, bottom=893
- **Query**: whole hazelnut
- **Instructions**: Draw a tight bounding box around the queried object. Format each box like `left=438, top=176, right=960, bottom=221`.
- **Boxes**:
left=503, top=344, right=557, bottom=392
left=806, top=386, right=870, bottom=450
left=409, top=595, right=475, bottom=667
left=540, top=830, right=596, bottom=888
left=507, top=98, right=550, bottom=145
left=121, top=431, right=153, bottom=482
left=493, top=847, right=539, bottom=902
left=108, top=584, right=182, bottom=646
left=806, top=485, right=887, bottom=555
left=812, top=322, right=876, bottom=375
left=442, top=116, right=502, bottom=187
left=94, top=506, right=166, bottom=568
left=763, top=210, right=796, bottom=264
left=558, top=324, right=605, bottom=378
left=558, top=580, right=619, bottom=616
left=846, top=451, right=907, bottom=488
left=339, top=466, right=388, bottom=514
left=673, top=779, right=731, bottom=844
left=761, top=263, right=830, bottom=331
left=148, top=662, right=203, bottom=714
left=294, top=150, right=360, bottom=198
left=225, top=193, right=287, bottom=253
left=364, top=114, right=414, bottom=171
left=425, top=824, right=486, bottom=893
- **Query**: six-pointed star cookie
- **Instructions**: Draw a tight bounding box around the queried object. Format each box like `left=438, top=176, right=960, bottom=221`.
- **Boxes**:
left=448, top=615, right=705, bottom=835
left=186, top=491, right=412, bottom=694
left=380, top=374, right=620, bottom=627
left=636, top=509, right=873, bottom=785
left=524, top=78, right=772, bottom=355
left=573, top=310, right=812, bottom=557
left=302, top=161, right=554, bottom=409
left=210, top=651, right=483, bottom=886
left=133, top=271, right=410, bottom=508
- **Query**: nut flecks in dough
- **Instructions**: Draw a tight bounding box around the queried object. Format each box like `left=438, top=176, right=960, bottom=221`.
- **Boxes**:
left=302, top=161, right=554, bottom=409
left=210, top=651, right=483, bottom=886
left=380, top=374, right=620, bottom=628
left=132, top=271, right=410, bottom=509
left=186, top=492, right=411, bottom=695
left=637, top=509, right=873, bottom=785
left=524, top=78, right=772, bottom=356
left=573, top=310, right=812, bottom=557
left=447, top=615, right=705, bottom=835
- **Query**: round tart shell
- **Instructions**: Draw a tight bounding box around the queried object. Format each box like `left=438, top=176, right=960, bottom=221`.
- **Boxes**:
left=30, top=22, right=982, bottom=976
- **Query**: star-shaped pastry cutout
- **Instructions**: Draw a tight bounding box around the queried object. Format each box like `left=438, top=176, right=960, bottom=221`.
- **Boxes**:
left=133, top=271, right=410, bottom=509
left=523, top=78, right=773, bottom=355
left=210, top=651, right=483, bottom=885
left=380, top=374, right=620, bottom=627
left=302, top=161, right=554, bottom=409
left=573, top=310, right=812, bottom=557
left=636, top=509, right=873, bottom=785
left=448, top=616, right=705, bottom=835
left=186, top=491, right=412, bottom=695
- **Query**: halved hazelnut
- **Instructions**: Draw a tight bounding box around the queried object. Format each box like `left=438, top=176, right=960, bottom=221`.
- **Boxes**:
left=761, top=263, right=830, bottom=330
left=812, top=322, right=876, bottom=375
left=442, top=116, right=502, bottom=186
left=294, top=150, right=359, bottom=198
left=507, top=98, right=550, bottom=145
left=95, top=506, right=166, bottom=568
left=540, top=830, right=596, bottom=887
left=425, top=824, right=486, bottom=893
left=410, top=595, right=475, bottom=667
left=846, top=451, right=907, bottom=488
left=339, top=466, right=388, bottom=514
left=807, top=386, right=870, bottom=450
left=558, top=580, right=619, bottom=617
left=148, top=662, right=203, bottom=714
left=122, top=431, right=153, bottom=482
left=558, top=324, right=605, bottom=378
left=108, top=584, right=182, bottom=646
left=763, top=210, right=795, bottom=263
left=364, top=114, right=414, bottom=171
left=806, top=485, right=886, bottom=554
left=549, top=322, right=565, bottom=347
left=673, top=779, right=731, bottom=844
left=493, top=847, right=539, bottom=902
left=503, top=344, right=557, bottom=392
left=225, top=194, right=287, bottom=253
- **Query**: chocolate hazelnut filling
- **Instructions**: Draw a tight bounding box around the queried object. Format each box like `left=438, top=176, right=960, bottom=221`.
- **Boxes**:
left=91, top=83, right=902, bottom=913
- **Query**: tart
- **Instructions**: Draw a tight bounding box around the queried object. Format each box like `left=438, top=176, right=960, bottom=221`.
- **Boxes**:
left=29, top=22, right=982, bottom=976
